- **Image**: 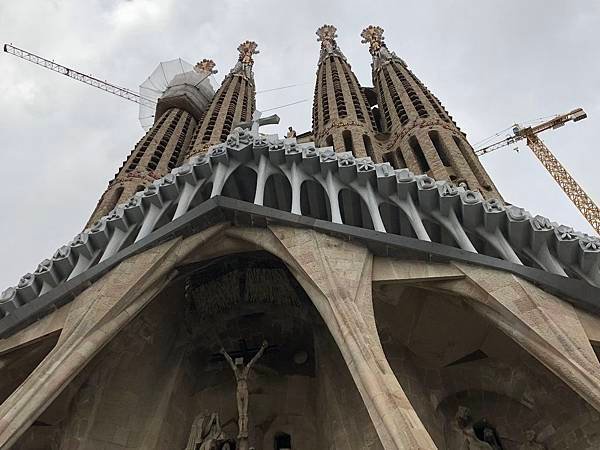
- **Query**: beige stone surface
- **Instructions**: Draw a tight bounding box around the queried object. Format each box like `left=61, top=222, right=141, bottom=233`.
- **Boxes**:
left=432, top=262, right=600, bottom=412
left=0, top=302, right=70, bottom=356
left=0, top=225, right=227, bottom=448
left=372, top=257, right=464, bottom=284
left=226, top=226, right=437, bottom=449
left=3, top=223, right=600, bottom=449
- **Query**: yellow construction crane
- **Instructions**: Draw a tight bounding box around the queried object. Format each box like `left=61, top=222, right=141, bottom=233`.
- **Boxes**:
left=475, top=108, right=600, bottom=235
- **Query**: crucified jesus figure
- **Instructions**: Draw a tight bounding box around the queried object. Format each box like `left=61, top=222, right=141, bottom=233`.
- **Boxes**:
left=220, top=340, right=268, bottom=441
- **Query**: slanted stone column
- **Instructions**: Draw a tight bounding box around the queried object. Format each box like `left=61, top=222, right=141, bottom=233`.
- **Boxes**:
left=226, top=226, right=437, bottom=449
left=0, top=226, right=225, bottom=448
left=373, top=257, right=600, bottom=413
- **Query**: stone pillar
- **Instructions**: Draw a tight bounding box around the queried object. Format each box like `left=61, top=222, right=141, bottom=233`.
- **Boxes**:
left=185, top=41, right=258, bottom=160
left=362, top=25, right=502, bottom=199
left=227, top=227, right=437, bottom=449
left=312, top=25, right=380, bottom=160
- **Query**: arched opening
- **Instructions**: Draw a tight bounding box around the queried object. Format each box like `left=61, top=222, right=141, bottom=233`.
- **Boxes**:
left=372, top=283, right=600, bottom=449
left=338, top=189, right=374, bottom=230
left=186, top=181, right=214, bottom=211
left=300, top=180, right=331, bottom=221
left=325, top=135, right=334, bottom=147
left=342, top=130, right=353, bottom=153
left=409, top=136, right=430, bottom=173
left=378, top=203, right=416, bottom=238
left=112, top=185, right=125, bottom=207
left=422, top=219, right=454, bottom=246
left=429, top=130, right=451, bottom=167
left=222, top=166, right=257, bottom=203
left=274, top=432, right=292, bottom=450
left=363, top=135, right=373, bottom=157
left=49, top=250, right=384, bottom=449
left=453, top=136, right=491, bottom=189
left=264, top=173, right=292, bottom=212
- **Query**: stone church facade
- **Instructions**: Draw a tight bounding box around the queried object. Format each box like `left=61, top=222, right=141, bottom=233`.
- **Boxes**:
left=1, top=25, right=600, bottom=450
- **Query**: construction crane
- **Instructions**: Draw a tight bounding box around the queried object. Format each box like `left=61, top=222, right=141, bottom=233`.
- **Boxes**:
left=3, top=43, right=156, bottom=108
left=476, top=108, right=600, bottom=235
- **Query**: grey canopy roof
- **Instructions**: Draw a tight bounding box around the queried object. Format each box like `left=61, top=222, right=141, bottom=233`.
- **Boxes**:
left=1, top=127, right=599, bottom=336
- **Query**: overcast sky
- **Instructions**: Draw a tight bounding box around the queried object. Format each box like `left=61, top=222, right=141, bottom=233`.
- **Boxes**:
left=0, top=0, right=599, bottom=289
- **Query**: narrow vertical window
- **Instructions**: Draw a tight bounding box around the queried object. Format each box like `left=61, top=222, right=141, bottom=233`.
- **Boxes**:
left=342, top=130, right=353, bottom=153
left=363, top=135, right=373, bottom=157
left=429, top=130, right=451, bottom=167
left=409, top=136, right=429, bottom=173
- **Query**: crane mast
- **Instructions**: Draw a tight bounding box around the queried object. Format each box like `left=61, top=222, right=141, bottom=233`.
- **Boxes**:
left=522, top=130, right=600, bottom=234
left=477, top=108, right=599, bottom=235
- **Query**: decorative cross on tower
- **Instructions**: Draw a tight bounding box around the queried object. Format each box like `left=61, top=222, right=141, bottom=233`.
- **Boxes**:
left=360, top=25, right=386, bottom=56
left=237, top=110, right=280, bottom=138
left=316, top=24, right=345, bottom=63
left=194, top=58, right=218, bottom=75
left=316, top=24, right=338, bottom=51
left=237, top=40, right=259, bottom=66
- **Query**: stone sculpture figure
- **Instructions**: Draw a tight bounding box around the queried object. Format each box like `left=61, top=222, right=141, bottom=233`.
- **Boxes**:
left=448, top=406, right=493, bottom=450
left=519, top=430, right=546, bottom=450
left=185, top=412, right=224, bottom=450
left=220, top=340, right=268, bottom=443
left=286, top=127, right=297, bottom=138
left=482, top=424, right=503, bottom=450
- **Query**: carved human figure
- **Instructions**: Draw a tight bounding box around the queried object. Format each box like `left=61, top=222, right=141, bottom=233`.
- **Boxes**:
left=185, top=412, right=224, bottom=450
left=519, top=430, right=546, bottom=450
left=220, top=340, right=268, bottom=439
left=448, top=406, right=493, bottom=450
left=286, top=127, right=297, bottom=138
left=482, top=423, right=503, bottom=450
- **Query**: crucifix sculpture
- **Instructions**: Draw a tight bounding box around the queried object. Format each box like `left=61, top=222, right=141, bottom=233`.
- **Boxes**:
left=220, top=340, right=268, bottom=449
left=236, top=110, right=280, bottom=138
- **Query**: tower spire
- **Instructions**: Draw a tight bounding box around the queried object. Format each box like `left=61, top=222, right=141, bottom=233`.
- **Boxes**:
left=360, top=25, right=405, bottom=70
left=185, top=41, right=258, bottom=159
left=316, top=24, right=346, bottom=63
left=230, top=40, right=259, bottom=81
left=85, top=58, right=216, bottom=226
left=312, top=25, right=378, bottom=159
left=361, top=25, right=499, bottom=198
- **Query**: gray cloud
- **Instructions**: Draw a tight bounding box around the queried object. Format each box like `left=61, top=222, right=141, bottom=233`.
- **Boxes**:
left=1, top=0, right=599, bottom=288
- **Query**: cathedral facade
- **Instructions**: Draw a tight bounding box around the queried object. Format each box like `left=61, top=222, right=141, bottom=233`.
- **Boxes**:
left=1, top=25, right=600, bottom=450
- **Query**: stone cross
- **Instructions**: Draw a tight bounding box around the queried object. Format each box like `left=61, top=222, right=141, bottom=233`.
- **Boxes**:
left=237, top=110, right=280, bottom=138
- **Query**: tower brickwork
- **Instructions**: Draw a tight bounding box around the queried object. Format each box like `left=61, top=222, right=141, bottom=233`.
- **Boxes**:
left=86, top=107, right=196, bottom=226
left=86, top=61, right=217, bottom=226
left=361, top=25, right=499, bottom=198
left=312, top=25, right=379, bottom=159
left=185, top=41, right=258, bottom=159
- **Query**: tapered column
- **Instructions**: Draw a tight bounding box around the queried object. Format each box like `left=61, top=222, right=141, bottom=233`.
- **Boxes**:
left=312, top=25, right=380, bottom=160
left=87, top=108, right=196, bottom=226
left=362, top=25, right=500, bottom=199
left=86, top=60, right=218, bottom=226
left=227, top=226, right=437, bottom=449
left=185, top=41, right=258, bottom=159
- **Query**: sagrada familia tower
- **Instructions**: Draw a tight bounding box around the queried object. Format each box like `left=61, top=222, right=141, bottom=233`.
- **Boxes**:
left=1, top=25, right=600, bottom=450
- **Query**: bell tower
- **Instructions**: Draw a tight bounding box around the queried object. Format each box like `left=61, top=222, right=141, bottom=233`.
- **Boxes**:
left=86, top=60, right=215, bottom=226
left=361, top=25, right=499, bottom=198
left=185, top=41, right=258, bottom=159
left=312, top=25, right=378, bottom=159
